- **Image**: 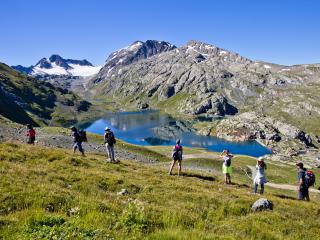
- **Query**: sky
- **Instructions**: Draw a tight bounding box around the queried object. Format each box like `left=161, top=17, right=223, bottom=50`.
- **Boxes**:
left=1, top=0, right=320, bottom=66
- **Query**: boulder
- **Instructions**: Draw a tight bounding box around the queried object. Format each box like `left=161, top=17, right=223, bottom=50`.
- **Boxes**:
left=139, top=103, right=149, bottom=110
left=251, top=198, right=273, bottom=211
left=117, top=188, right=129, bottom=196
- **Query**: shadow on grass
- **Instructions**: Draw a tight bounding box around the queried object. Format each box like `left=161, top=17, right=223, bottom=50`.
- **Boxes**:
left=232, top=183, right=250, bottom=189
left=273, top=194, right=298, bottom=201
left=180, top=172, right=215, bottom=181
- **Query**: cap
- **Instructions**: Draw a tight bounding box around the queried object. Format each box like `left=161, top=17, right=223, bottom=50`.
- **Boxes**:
left=105, top=126, right=110, bottom=131
left=296, top=162, right=304, bottom=168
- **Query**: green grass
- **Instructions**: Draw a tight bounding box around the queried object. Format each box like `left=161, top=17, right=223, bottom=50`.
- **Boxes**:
left=0, top=142, right=320, bottom=239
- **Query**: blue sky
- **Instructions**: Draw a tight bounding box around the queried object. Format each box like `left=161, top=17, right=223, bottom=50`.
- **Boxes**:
left=1, top=0, right=320, bottom=66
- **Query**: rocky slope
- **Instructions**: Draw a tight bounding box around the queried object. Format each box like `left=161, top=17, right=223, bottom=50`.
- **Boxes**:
left=89, top=40, right=320, bottom=164
left=0, top=63, right=94, bottom=126
left=92, top=40, right=176, bottom=85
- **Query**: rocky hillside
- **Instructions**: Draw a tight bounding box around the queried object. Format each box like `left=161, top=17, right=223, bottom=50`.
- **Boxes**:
left=0, top=63, right=93, bottom=126
left=89, top=40, right=320, bottom=164
left=90, top=40, right=320, bottom=115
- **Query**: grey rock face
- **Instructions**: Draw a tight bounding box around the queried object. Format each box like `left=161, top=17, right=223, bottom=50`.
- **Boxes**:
left=91, top=40, right=320, bottom=118
left=94, top=40, right=176, bottom=83
left=251, top=198, right=273, bottom=211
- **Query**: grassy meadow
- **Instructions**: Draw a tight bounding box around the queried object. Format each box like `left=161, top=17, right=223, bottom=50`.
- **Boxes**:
left=0, top=141, right=320, bottom=239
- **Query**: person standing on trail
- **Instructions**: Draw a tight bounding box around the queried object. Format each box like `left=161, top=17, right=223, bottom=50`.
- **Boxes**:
left=221, top=149, right=233, bottom=184
left=26, top=124, right=36, bottom=144
left=104, top=126, right=117, bottom=163
left=253, top=157, right=267, bottom=194
left=296, top=162, right=310, bottom=201
left=71, top=126, right=85, bottom=156
left=169, top=139, right=183, bottom=176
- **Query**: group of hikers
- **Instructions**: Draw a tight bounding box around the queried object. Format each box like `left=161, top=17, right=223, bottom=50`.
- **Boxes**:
left=25, top=124, right=316, bottom=201
left=70, top=126, right=118, bottom=163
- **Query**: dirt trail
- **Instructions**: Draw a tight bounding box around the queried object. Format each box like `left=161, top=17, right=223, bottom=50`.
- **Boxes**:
left=183, top=153, right=220, bottom=159
left=248, top=165, right=319, bottom=193
left=183, top=152, right=319, bottom=193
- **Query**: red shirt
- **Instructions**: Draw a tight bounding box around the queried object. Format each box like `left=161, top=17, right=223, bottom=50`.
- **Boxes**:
left=27, top=129, right=36, bottom=137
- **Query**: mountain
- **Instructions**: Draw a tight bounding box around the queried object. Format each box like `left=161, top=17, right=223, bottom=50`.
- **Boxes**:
left=0, top=62, right=93, bottom=126
left=93, top=40, right=176, bottom=83
left=89, top=40, right=320, bottom=164
left=12, top=54, right=101, bottom=77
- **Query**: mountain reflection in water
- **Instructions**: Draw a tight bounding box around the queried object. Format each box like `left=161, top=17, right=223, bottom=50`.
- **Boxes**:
left=83, top=111, right=271, bottom=157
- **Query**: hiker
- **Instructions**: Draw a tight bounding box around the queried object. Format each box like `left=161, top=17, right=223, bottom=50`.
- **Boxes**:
left=26, top=124, right=36, bottom=144
left=169, top=139, right=183, bottom=176
left=221, top=149, right=233, bottom=184
left=71, top=126, right=85, bottom=156
left=296, top=162, right=310, bottom=201
left=104, top=126, right=117, bottom=163
left=253, top=157, right=267, bottom=194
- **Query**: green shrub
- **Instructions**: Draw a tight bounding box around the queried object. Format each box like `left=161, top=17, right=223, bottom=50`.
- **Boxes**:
left=115, top=202, right=148, bottom=234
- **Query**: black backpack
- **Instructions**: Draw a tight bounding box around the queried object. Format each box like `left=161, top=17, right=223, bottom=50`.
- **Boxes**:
left=106, top=132, right=116, bottom=145
left=224, top=156, right=231, bottom=167
left=78, top=130, right=87, bottom=142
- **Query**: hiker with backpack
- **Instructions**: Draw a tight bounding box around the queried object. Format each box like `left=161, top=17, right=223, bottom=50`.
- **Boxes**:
left=26, top=124, right=36, bottom=144
left=296, top=162, right=315, bottom=201
left=253, top=157, right=267, bottom=195
left=169, top=139, right=183, bottom=176
left=104, top=126, right=117, bottom=163
left=221, top=149, right=233, bottom=184
left=71, top=126, right=85, bottom=156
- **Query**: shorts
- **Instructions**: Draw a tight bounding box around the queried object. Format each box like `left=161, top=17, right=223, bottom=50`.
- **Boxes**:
left=222, top=164, right=232, bottom=174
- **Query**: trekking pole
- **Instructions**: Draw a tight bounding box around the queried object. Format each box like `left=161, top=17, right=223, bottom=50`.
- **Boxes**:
left=238, top=166, right=253, bottom=180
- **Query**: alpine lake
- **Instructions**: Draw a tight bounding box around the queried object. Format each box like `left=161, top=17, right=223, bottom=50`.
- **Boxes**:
left=80, top=110, right=271, bottom=157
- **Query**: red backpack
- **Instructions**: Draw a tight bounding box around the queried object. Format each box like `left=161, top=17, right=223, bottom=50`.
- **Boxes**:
left=305, top=170, right=316, bottom=187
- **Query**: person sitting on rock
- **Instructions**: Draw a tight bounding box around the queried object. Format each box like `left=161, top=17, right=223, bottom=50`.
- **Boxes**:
left=71, top=126, right=85, bottom=156
left=221, top=149, right=233, bottom=184
left=169, top=139, right=183, bottom=176
left=253, top=157, right=267, bottom=194
left=26, top=124, right=36, bottom=144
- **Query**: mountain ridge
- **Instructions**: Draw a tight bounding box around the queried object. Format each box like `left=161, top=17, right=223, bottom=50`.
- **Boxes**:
left=12, top=54, right=101, bottom=77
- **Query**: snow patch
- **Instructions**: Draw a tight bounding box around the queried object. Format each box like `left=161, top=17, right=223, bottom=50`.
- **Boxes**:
left=205, top=45, right=215, bottom=50
left=264, top=65, right=272, bottom=69
left=107, top=67, right=114, bottom=76
left=68, top=64, right=101, bottom=77
left=117, top=58, right=125, bottom=64
left=32, top=62, right=101, bottom=77
left=219, top=51, right=227, bottom=56
left=128, top=42, right=143, bottom=51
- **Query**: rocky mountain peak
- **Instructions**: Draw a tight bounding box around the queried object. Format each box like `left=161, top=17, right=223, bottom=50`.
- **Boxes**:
left=94, top=40, right=176, bottom=82
left=48, top=54, right=70, bottom=69
left=36, top=58, right=52, bottom=69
